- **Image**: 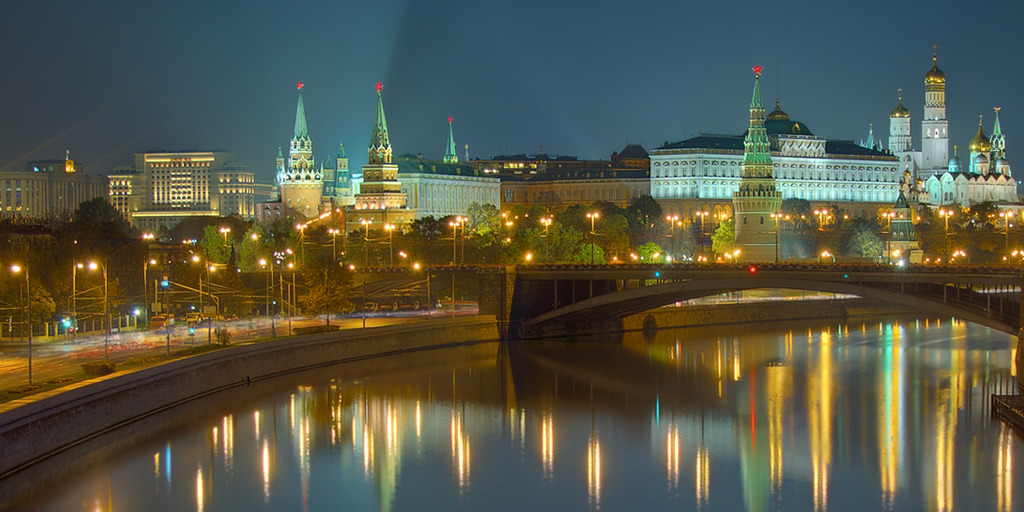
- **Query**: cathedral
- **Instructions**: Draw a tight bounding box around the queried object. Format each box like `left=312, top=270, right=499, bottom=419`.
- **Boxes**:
left=891, top=52, right=1018, bottom=208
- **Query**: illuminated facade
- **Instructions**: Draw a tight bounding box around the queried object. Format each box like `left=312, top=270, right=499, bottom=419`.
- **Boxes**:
left=651, top=92, right=899, bottom=221
left=277, top=84, right=325, bottom=219
left=0, top=157, right=107, bottom=220
left=891, top=52, right=1017, bottom=207
left=397, top=155, right=500, bottom=218
left=106, top=151, right=255, bottom=232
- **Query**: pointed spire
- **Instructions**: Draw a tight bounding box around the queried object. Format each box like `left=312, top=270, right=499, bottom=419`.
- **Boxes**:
left=277, top=147, right=283, bottom=158
left=337, top=140, right=347, bottom=159
left=991, top=106, right=1006, bottom=159
left=293, top=83, right=309, bottom=140
left=743, top=66, right=772, bottom=167
left=444, top=117, right=458, bottom=163
left=368, top=82, right=393, bottom=164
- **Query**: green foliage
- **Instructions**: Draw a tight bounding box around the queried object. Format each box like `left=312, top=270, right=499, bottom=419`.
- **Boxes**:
left=299, top=254, right=353, bottom=324
left=466, top=202, right=500, bottom=235
left=575, top=243, right=606, bottom=264
left=635, top=242, right=665, bottom=263
left=847, top=225, right=884, bottom=258
left=626, top=195, right=663, bottom=245
left=711, top=219, right=735, bottom=255
left=81, top=360, right=116, bottom=376
left=780, top=198, right=813, bottom=230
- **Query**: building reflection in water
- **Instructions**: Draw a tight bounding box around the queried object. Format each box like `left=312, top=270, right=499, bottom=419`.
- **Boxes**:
left=16, top=317, right=1024, bottom=512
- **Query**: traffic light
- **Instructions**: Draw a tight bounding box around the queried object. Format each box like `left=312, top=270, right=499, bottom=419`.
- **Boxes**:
left=161, top=275, right=170, bottom=289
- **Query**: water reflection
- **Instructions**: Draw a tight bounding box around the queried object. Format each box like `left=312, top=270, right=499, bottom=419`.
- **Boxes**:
left=5, top=317, right=1024, bottom=512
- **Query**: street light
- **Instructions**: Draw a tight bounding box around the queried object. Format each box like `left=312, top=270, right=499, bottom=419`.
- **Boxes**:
left=999, top=210, right=1013, bottom=253
left=881, top=211, right=896, bottom=264
left=328, top=228, right=340, bottom=262
left=71, top=261, right=85, bottom=337
left=448, top=216, right=465, bottom=264
left=10, top=264, right=31, bottom=384
left=586, top=212, right=600, bottom=265
left=666, top=214, right=679, bottom=261
left=938, top=208, right=954, bottom=256
left=360, top=219, right=373, bottom=266
left=695, top=211, right=709, bottom=258
left=143, top=258, right=157, bottom=329
left=819, top=250, right=835, bottom=264
left=814, top=209, right=829, bottom=230
left=295, top=223, right=307, bottom=265
left=384, top=223, right=396, bottom=266
left=769, top=212, right=786, bottom=262
left=540, top=217, right=553, bottom=262
left=219, top=226, right=231, bottom=246
left=88, top=260, right=109, bottom=359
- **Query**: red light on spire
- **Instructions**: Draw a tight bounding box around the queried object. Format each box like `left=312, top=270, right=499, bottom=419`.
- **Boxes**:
left=376, top=82, right=383, bottom=93
left=297, top=82, right=304, bottom=90
left=448, top=116, right=453, bottom=124
left=752, top=65, right=763, bottom=76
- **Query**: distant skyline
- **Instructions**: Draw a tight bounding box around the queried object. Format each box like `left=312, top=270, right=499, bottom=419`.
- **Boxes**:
left=3, top=0, right=1022, bottom=183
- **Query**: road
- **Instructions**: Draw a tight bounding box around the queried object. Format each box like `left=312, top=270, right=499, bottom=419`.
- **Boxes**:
left=0, top=305, right=478, bottom=392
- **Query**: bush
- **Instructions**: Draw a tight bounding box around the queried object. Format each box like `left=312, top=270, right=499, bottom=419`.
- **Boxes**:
left=215, top=328, right=231, bottom=345
left=81, top=361, right=117, bottom=376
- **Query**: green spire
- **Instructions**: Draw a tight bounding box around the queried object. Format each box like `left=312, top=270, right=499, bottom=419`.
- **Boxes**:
left=444, top=117, right=458, bottom=163
left=337, top=140, right=346, bottom=159
left=293, top=83, right=309, bottom=140
left=991, top=106, right=1005, bottom=159
left=743, top=66, right=772, bottom=167
left=368, top=82, right=392, bottom=164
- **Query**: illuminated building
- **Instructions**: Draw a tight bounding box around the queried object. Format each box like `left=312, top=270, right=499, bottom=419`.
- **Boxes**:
left=396, top=154, right=499, bottom=219
left=731, top=65, right=783, bottom=262
left=651, top=83, right=899, bottom=221
left=892, top=51, right=1017, bottom=207
left=344, top=83, right=416, bottom=232
left=0, top=155, right=107, bottom=220
left=484, top=144, right=650, bottom=209
left=276, top=83, right=326, bottom=219
left=106, top=151, right=255, bottom=232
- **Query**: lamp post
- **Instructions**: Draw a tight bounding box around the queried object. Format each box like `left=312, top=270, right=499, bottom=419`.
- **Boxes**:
left=666, top=214, right=679, bottom=261
left=999, top=210, right=1013, bottom=253
left=586, top=212, right=600, bottom=265
left=10, top=264, right=31, bottom=384
left=882, top=211, right=896, bottom=264
left=328, top=228, right=340, bottom=262
left=448, top=217, right=465, bottom=264
left=295, top=223, right=307, bottom=266
left=71, top=262, right=84, bottom=338
left=360, top=219, right=373, bottom=266
left=814, top=209, right=829, bottom=230
left=143, top=258, right=157, bottom=329
left=938, top=208, right=953, bottom=258
left=769, top=213, right=785, bottom=262
left=695, top=211, right=709, bottom=258
left=384, top=223, right=396, bottom=266
left=88, top=260, right=109, bottom=359
left=219, top=226, right=231, bottom=246
left=540, top=217, right=553, bottom=262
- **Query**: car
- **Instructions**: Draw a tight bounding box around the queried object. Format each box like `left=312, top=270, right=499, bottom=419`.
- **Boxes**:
left=185, top=312, right=203, bottom=323
left=150, top=314, right=174, bottom=329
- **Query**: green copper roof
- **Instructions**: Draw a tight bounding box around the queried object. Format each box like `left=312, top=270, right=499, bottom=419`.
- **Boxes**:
left=337, top=140, right=346, bottom=159
left=368, top=84, right=392, bottom=164
left=743, top=72, right=772, bottom=166
left=444, top=118, right=458, bottom=163
left=293, top=90, right=309, bottom=140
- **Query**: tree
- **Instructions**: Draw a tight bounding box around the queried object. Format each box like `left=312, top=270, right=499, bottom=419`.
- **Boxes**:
left=575, top=243, right=606, bottom=264
left=299, top=255, right=353, bottom=326
left=847, top=225, right=884, bottom=258
left=636, top=242, right=665, bottom=263
left=780, top=198, right=813, bottom=231
left=711, top=219, right=735, bottom=255
left=626, top=195, right=663, bottom=245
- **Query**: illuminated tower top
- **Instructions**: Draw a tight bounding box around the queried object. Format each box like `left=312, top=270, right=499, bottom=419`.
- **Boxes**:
left=368, top=82, right=393, bottom=164
left=742, top=65, right=772, bottom=169
left=444, top=117, right=459, bottom=164
left=293, top=82, right=309, bottom=140
left=289, top=83, right=314, bottom=172
left=990, top=107, right=1005, bottom=159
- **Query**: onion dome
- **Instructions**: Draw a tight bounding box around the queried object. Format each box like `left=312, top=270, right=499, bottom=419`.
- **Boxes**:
left=925, top=53, right=945, bottom=84
left=970, top=117, right=991, bottom=153
left=766, top=100, right=789, bottom=121
left=948, top=154, right=962, bottom=173
left=890, top=96, right=910, bottom=118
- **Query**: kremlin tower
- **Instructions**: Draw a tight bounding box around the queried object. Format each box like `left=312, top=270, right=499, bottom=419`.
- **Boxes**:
left=278, top=83, right=325, bottom=218
left=732, top=66, right=782, bottom=262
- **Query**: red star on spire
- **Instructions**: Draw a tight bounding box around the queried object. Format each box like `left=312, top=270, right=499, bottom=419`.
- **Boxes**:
left=376, top=82, right=383, bottom=93
left=752, top=65, right=763, bottom=77
left=448, top=116, right=453, bottom=124
left=297, top=82, right=304, bottom=90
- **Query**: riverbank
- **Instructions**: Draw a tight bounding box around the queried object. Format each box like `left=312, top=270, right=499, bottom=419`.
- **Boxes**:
left=0, top=316, right=498, bottom=479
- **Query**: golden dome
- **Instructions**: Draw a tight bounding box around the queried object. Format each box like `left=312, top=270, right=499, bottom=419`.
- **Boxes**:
left=925, top=54, right=945, bottom=84
left=970, top=117, right=991, bottom=153
left=890, top=100, right=910, bottom=118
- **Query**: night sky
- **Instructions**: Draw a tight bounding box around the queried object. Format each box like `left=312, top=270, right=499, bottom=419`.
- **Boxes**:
left=3, top=0, right=1022, bottom=183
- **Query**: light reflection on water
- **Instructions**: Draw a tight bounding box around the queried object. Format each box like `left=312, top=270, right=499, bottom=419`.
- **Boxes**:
left=5, top=316, right=1024, bottom=512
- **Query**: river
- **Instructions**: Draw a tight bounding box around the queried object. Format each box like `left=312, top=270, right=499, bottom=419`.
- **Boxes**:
left=3, top=315, right=1021, bottom=511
